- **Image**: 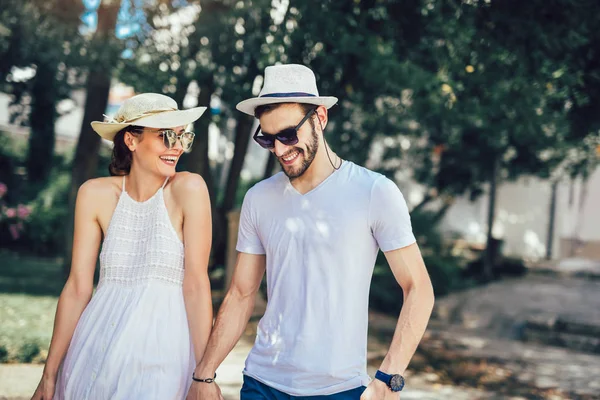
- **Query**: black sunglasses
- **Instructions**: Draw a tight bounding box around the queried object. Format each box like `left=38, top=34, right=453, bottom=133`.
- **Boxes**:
left=253, top=108, right=317, bottom=149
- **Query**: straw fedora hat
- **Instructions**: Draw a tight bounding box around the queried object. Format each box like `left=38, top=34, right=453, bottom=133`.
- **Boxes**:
left=236, top=64, right=338, bottom=116
left=91, top=93, right=207, bottom=141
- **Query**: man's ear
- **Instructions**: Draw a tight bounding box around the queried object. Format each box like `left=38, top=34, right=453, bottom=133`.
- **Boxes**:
left=316, top=106, right=328, bottom=132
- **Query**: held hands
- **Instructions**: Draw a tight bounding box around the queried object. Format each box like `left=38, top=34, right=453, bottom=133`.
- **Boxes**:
left=185, top=381, right=224, bottom=400
left=360, top=379, right=400, bottom=400
left=186, top=371, right=223, bottom=400
left=31, top=374, right=56, bottom=400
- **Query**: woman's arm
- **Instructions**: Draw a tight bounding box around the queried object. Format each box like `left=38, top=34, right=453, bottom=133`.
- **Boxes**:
left=32, top=180, right=103, bottom=399
left=178, top=173, right=213, bottom=365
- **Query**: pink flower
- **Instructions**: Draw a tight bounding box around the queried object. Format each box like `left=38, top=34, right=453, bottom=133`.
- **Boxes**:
left=9, top=224, right=20, bottom=240
left=17, top=204, right=31, bottom=219
left=0, top=183, right=6, bottom=199
left=5, top=208, right=16, bottom=218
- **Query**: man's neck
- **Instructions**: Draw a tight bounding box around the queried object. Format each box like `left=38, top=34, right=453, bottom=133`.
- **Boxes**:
left=290, top=150, right=341, bottom=195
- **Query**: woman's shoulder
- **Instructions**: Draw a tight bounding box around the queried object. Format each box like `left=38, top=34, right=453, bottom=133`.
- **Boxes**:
left=167, top=172, right=210, bottom=210
left=78, top=176, right=122, bottom=200
left=169, top=172, right=208, bottom=195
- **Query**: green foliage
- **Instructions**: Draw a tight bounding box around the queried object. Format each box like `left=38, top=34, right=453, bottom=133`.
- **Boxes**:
left=1, top=0, right=85, bottom=183
left=0, top=132, right=24, bottom=199
left=234, top=177, right=262, bottom=209
left=1, top=0, right=599, bottom=296
left=464, top=254, right=527, bottom=281
left=0, top=345, right=8, bottom=363
left=19, top=172, right=70, bottom=256
left=0, top=131, right=112, bottom=256
left=0, top=154, right=69, bottom=255
left=16, top=341, right=41, bottom=363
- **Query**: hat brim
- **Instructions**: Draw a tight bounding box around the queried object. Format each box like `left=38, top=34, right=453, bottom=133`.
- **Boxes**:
left=91, top=107, right=207, bottom=141
left=236, top=96, right=338, bottom=116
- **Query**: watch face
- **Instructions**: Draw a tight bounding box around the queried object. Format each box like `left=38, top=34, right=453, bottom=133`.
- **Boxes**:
left=389, top=374, right=405, bottom=391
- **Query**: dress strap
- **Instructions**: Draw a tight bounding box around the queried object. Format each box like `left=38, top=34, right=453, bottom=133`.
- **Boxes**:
left=161, top=177, right=169, bottom=189
left=122, top=175, right=126, bottom=192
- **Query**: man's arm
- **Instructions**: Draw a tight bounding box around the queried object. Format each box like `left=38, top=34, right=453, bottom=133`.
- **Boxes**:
left=378, top=242, right=434, bottom=375
left=187, top=252, right=265, bottom=399
left=362, top=242, right=434, bottom=399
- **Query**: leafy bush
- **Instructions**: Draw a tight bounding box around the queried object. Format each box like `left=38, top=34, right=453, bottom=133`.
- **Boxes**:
left=16, top=342, right=41, bottom=363
left=0, top=171, right=70, bottom=256
left=369, top=208, right=468, bottom=315
left=0, top=132, right=111, bottom=257
left=0, top=133, right=23, bottom=200
left=463, top=254, right=527, bottom=279
left=0, top=182, right=33, bottom=246
left=0, top=345, right=8, bottom=363
left=22, top=176, right=70, bottom=256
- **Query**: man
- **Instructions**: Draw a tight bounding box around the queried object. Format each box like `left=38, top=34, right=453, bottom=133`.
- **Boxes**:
left=188, top=64, right=434, bottom=400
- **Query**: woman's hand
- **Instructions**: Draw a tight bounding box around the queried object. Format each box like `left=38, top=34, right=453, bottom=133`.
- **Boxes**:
left=31, top=374, right=56, bottom=400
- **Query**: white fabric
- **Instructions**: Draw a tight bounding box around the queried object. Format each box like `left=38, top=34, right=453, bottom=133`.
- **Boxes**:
left=236, top=64, right=338, bottom=115
left=236, top=161, right=416, bottom=396
left=54, top=178, right=194, bottom=400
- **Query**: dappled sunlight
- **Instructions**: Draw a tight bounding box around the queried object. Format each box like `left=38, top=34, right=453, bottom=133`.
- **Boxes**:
left=2, top=0, right=600, bottom=398
left=255, top=311, right=285, bottom=366
left=284, top=217, right=302, bottom=234
left=523, top=230, right=546, bottom=260
left=440, top=175, right=577, bottom=262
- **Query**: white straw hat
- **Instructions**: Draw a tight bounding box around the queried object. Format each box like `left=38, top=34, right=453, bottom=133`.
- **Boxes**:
left=236, top=64, right=338, bottom=116
left=91, top=93, right=207, bottom=141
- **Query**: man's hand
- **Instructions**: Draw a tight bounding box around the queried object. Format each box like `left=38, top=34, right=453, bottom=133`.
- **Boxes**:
left=186, top=381, right=224, bottom=400
left=360, top=379, right=400, bottom=400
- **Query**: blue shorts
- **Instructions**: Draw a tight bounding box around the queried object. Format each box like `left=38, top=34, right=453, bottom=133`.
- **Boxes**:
left=240, top=375, right=367, bottom=400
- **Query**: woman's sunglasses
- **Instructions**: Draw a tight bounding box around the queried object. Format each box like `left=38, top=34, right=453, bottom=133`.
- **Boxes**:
left=253, top=108, right=316, bottom=149
left=159, top=130, right=195, bottom=153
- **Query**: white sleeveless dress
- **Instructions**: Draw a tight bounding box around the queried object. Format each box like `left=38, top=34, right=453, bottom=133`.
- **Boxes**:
left=54, top=177, right=195, bottom=400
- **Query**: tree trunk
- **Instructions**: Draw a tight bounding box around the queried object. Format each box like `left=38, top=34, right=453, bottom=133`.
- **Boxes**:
left=184, top=79, right=226, bottom=271
left=483, top=157, right=499, bottom=281
left=221, top=114, right=253, bottom=213
left=210, top=114, right=254, bottom=268
left=545, top=180, right=558, bottom=260
left=186, top=80, right=214, bottom=197
left=63, top=0, right=121, bottom=277
left=26, top=61, right=58, bottom=185
left=172, top=79, right=189, bottom=110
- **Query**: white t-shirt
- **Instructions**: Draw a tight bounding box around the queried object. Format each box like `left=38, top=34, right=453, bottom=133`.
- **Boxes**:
left=236, top=161, right=416, bottom=396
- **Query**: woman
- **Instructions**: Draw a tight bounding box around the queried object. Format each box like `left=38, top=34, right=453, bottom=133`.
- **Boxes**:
left=32, top=93, right=213, bottom=399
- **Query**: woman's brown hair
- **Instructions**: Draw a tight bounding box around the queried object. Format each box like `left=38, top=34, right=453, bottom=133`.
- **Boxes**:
left=108, top=125, right=143, bottom=176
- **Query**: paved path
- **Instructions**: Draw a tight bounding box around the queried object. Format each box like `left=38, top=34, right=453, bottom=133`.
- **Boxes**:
left=0, top=339, right=489, bottom=400
left=3, top=273, right=600, bottom=399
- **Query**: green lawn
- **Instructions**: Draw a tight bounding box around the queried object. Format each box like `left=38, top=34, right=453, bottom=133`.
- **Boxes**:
left=0, top=251, right=223, bottom=363
left=0, top=251, right=63, bottom=363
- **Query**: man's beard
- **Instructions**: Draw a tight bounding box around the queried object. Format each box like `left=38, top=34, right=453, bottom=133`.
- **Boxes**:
left=279, top=125, right=319, bottom=180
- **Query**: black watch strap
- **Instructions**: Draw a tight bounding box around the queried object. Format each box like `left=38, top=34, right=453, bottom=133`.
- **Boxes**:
left=192, top=372, right=216, bottom=383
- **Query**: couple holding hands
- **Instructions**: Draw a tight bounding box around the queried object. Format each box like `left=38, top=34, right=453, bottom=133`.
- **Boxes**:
left=33, top=64, right=434, bottom=400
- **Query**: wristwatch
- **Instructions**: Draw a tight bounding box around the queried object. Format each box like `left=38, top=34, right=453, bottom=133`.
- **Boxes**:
left=375, top=370, right=405, bottom=392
